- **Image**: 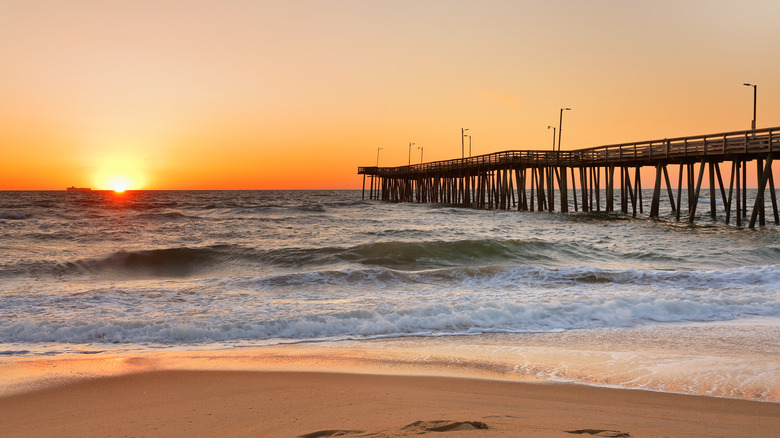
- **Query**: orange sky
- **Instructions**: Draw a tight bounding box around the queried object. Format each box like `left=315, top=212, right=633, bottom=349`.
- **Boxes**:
left=2, top=0, right=779, bottom=190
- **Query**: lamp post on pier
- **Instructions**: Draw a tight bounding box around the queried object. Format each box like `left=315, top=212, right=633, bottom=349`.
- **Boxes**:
left=461, top=128, right=469, bottom=158
left=547, top=125, right=556, bottom=150
left=408, top=142, right=415, bottom=165
left=376, top=147, right=383, bottom=166
left=558, top=108, right=571, bottom=152
left=743, top=83, right=757, bottom=131
left=418, top=146, right=423, bottom=164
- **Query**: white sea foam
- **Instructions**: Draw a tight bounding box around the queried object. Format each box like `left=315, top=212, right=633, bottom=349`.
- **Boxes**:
left=1, top=266, right=778, bottom=346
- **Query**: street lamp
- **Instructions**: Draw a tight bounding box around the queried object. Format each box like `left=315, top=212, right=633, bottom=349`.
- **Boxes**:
left=376, top=147, right=383, bottom=166
left=558, top=108, right=571, bottom=152
left=743, top=83, right=757, bottom=131
left=461, top=128, right=469, bottom=158
left=547, top=125, right=556, bottom=150
left=418, top=146, right=423, bottom=164
left=408, top=142, right=415, bottom=165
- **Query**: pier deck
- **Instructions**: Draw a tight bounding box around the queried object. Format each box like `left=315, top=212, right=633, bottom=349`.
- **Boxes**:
left=359, top=127, right=780, bottom=227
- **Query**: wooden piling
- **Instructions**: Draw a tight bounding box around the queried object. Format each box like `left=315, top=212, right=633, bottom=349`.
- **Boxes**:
left=749, top=154, right=774, bottom=228
left=571, top=167, right=579, bottom=212
left=650, top=164, right=662, bottom=218
left=726, top=161, right=735, bottom=225
left=688, top=161, right=706, bottom=224
left=707, top=163, right=715, bottom=219
left=769, top=166, right=779, bottom=225
left=663, top=165, right=675, bottom=213
left=605, top=166, right=614, bottom=212
left=559, top=167, right=568, bottom=213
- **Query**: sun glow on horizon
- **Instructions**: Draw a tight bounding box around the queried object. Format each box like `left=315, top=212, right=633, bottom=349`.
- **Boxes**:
left=102, top=174, right=133, bottom=192
left=89, top=152, right=148, bottom=191
left=93, top=170, right=145, bottom=192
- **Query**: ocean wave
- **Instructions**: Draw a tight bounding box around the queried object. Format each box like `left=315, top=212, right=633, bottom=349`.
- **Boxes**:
left=2, top=245, right=245, bottom=278
left=2, top=287, right=778, bottom=345
left=294, top=203, right=326, bottom=213
left=4, top=237, right=779, bottom=280
left=325, top=200, right=370, bottom=207
left=66, top=246, right=245, bottom=277
left=339, top=239, right=579, bottom=269
left=0, top=212, right=29, bottom=220
left=135, top=211, right=195, bottom=220
left=1, top=240, right=561, bottom=278
left=232, top=264, right=780, bottom=291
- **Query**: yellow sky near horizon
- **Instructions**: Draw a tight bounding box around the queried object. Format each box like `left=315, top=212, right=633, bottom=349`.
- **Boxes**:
left=2, top=0, right=779, bottom=190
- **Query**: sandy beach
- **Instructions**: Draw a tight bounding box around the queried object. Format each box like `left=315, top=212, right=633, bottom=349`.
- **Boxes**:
left=1, top=368, right=778, bottom=438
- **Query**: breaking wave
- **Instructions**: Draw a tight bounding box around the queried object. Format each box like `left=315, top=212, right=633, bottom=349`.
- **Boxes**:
left=0, top=239, right=666, bottom=278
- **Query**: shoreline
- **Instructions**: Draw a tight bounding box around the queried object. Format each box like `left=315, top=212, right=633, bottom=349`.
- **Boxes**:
left=3, top=319, right=778, bottom=402
left=2, top=324, right=779, bottom=436
left=2, top=369, right=778, bottom=437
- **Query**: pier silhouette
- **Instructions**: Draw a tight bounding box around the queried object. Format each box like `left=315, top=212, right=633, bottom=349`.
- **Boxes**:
left=359, top=126, right=780, bottom=228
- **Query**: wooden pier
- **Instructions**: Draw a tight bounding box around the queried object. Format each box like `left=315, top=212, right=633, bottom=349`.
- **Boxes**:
left=359, top=126, right=780, bottom=228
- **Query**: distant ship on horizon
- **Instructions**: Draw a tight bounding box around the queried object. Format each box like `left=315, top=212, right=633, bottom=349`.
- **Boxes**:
left=66, top=186, right=92, bottom=191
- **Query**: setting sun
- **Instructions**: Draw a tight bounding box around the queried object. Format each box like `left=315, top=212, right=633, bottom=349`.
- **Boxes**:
left=104, top=175, right=132, bottom=192
left=90, top=153, right=147, bottom=191
left=93, top=170, right=143, bottom=192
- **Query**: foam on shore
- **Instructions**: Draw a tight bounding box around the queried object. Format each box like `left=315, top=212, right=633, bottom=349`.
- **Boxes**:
left=2, top=318, right=777, bottom=402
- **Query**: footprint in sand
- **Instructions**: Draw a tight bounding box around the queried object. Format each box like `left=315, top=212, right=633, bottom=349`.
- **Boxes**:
left=565, top=429, right=630, bottom=437
left=298, top=430, right=365, bottom=438
left=403, top=420, right=489, bottom=432
left=298, top=420, right=489, bottom=437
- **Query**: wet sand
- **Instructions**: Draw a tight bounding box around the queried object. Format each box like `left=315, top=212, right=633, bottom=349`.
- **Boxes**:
left=1, top=370, right=778, bottom=437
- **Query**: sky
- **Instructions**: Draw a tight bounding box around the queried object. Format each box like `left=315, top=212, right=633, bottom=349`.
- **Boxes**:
left=2, top=0, right=779, bottom=190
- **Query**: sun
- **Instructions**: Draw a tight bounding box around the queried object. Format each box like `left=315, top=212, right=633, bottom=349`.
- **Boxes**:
left=88, top=149, right=148, bottom=191
left=105, top=175, right=132, bottom=192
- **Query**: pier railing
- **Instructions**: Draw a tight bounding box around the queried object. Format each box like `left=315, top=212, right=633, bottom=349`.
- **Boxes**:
left=359, top=127, right=779, bottom=176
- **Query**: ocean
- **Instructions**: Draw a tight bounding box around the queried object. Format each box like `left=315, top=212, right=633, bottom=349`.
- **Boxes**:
left=1, top=190, right=778, bottom=401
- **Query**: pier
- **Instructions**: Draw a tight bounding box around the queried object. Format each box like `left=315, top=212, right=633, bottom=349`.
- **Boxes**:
left=359, top=126, right=780, bottom=228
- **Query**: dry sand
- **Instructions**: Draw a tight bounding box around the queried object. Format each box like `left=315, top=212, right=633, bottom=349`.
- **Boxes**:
left=1, top=370, right=778, bottom=437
